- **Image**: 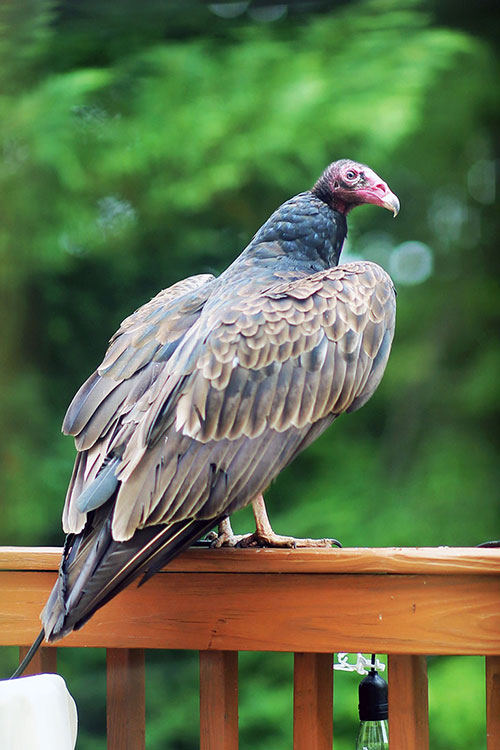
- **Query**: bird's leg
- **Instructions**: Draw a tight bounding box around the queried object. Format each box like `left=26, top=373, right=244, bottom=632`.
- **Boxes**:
left=207, top=517, right=250, bottom=548
left=207, top=496, right=341, bottom=548
left=237, top=494, right=341, bottom=549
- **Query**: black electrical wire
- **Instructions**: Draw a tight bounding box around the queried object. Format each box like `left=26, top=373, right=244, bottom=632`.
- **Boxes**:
left=9, top=629, right=45, bottom=679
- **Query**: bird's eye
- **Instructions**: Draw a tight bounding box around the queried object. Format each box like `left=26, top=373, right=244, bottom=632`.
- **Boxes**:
left=345, top=170, right=357, bottom=181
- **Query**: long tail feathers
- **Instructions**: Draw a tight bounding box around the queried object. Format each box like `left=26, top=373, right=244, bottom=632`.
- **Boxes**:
left=9, top=504, right=219, bottom=678
left=41, top=504, right=220, bottom=643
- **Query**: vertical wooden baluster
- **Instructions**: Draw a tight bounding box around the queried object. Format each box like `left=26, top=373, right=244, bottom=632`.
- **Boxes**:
left=486, top=656, right=500, bottom=750
left=19, top=645, right=57, bottom=676
left=293, top=653, right=333, bottom=750
left=106, top=648, right=145, bottom=750
left=388, top=654, right=429, bottom=750
left=199, top=651, right=238, bottom=750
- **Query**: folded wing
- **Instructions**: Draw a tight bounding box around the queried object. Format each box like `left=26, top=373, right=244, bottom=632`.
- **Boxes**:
left=110, top=260, right=396, bottom=540
left=61, top=272, right=215, bottom=534
left=43, top=259, right=395, bottom=640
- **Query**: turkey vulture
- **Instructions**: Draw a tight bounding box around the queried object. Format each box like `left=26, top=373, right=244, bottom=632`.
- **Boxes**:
left=23, top=159, right=400, bottom=658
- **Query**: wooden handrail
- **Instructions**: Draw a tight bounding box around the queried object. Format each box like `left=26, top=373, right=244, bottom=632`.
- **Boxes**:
left=2, top=547, right=499, bottom=654
left=1, top=544, right=499, bottom=574
left=1, top=546, right=499, bottom=749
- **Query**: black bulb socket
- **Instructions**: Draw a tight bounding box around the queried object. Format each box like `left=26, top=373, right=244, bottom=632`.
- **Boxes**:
left=358, top=668, right=388, bottom=721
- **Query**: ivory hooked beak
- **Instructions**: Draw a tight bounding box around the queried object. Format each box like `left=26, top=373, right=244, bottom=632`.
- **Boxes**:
left=381, top=191, right=400, bottom=217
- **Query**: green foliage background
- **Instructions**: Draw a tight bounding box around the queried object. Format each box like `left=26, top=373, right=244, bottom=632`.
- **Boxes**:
left=0, top=0, right=498, bottom=747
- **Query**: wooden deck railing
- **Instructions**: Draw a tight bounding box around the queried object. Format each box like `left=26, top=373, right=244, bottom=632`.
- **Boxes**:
left=1, top=546, right=499, bottom=749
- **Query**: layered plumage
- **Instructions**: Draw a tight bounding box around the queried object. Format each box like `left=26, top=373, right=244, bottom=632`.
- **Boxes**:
left=41, top=159, right=399, bottom=643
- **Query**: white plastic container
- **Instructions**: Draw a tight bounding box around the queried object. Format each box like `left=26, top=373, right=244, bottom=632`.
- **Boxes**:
left=0, top=673, right=78, bottom=750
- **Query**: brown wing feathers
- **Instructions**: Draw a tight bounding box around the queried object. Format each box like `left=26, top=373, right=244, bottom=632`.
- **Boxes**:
left=174, top=261, right=394, bottom=441
left=63, top=273, right=215, bottom=442
left=43, top=259, right=395, bottom=641
left=61, top=261, right=394, bottom=545
left=101, top=261, right=395, bottom=541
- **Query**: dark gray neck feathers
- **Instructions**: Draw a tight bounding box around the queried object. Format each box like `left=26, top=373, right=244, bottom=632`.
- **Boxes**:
left=248, top=191, right=347, bottom=269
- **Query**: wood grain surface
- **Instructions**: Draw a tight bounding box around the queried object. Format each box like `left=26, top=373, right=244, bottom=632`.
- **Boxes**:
left=106, top=649, right=145, bottom=750
left=388, top=655, right=429, bottom=750
left=1, top=567, right=499, bottom=654
left=293, top=653, right=333, bottom=750
left=1, top=545, right=499, bottom=574
left=200, top=651, right=238, bottom=750
left=486, top=655, right=500, bottom=750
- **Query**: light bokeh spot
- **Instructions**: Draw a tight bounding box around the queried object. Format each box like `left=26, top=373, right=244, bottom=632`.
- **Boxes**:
left=389, top=241, right=433, bottom=285
left=209, top=3, right=249, bottom=18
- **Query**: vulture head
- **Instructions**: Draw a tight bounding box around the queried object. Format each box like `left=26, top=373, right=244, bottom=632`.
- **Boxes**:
left=313, top=159, right=400, bottom=216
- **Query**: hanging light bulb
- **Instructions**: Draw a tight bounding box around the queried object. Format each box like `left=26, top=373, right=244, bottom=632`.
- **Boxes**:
left=355, top=655, right=389, bottom=750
